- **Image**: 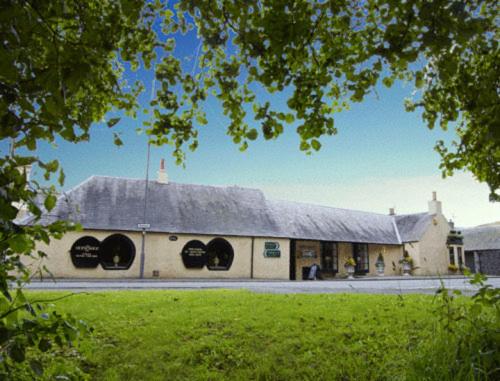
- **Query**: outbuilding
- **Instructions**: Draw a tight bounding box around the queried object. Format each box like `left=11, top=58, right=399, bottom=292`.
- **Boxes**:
left=463, top=224, right=500, bottom=276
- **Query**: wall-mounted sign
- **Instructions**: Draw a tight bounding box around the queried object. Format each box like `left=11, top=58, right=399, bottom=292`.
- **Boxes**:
left=301, top=249, right=317, bottom=258
left=264, top=242, right=281, bottom=258
left=169, top=235, right=178, bottom=242
left=181, top=240, right=207, bottom=268
left=70, top=236, right=100, bottom=268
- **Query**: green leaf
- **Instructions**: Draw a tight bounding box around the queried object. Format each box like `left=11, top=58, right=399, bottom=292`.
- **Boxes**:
left=7, top=235, right=32, bottom=253
left=311, top=139, right=322, bottom=151
left=382, top=77, right=394, bottom=88
left=107, top=118, right=121, bottom=128
left=58, top=168, right=66, bottom=186
left=38, top=338, right=51, bottom=352
left=246, top=129, right=258, bottom=141
left=299, top=141, right=310, bottom=151
left=44, top=194, right=57, bottom=211
left=30, top=359, right=44, bottom=376
left=9, top=342, right=25, bottom=362
left=113, top=133, right=123, bottom=146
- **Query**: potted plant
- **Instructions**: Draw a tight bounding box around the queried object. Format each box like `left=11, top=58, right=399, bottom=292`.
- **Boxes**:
left=448, top=264, right=458, bottom=274
left=399, top=253, right=413, bottom=276
left=344, top=257, right=356, bottom=279
left=375, top=253, right=385, bottom=276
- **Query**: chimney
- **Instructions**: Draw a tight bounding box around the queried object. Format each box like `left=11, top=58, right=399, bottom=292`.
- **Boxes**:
left=389, top=207, right=395, bottom=215
left=157, top=159, right=168, bottom=184
left=428, top=191, right=442, bottom=215
left=448, top=219, right=455, bottom=229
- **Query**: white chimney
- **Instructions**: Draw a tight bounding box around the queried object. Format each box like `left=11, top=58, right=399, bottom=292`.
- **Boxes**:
left=428, top=191, right=442, bottom=215
left=157, top=159, right=168, bottom=184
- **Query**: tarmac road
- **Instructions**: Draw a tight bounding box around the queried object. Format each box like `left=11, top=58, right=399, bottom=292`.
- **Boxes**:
left=24, top=276, right=500, bottom=295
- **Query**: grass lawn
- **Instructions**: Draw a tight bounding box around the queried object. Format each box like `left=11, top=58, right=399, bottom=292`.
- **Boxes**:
left=28, top=291, right=441, bottom=380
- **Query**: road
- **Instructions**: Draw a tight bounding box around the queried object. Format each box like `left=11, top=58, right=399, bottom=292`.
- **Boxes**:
left=25, top=276, right=500, bottom=295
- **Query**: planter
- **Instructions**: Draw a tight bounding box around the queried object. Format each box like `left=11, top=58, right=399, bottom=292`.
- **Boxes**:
left=402, top=262, right=412, bottom=276
left=376, top=264, right=385, bottom=277
left=345, top=265, right=355, bottom=279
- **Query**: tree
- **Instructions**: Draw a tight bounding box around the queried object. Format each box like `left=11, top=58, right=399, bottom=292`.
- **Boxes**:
left=0, top=0, right=498, bottom=376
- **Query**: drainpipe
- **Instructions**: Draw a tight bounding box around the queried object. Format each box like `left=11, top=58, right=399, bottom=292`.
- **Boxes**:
left=250, top=237, right=255, bottom=279
left=139, top=142, right=151, bottom=279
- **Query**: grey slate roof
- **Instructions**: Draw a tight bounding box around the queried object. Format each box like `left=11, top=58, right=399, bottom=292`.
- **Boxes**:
left=463, top=225, right=500, bottom=251
left=394, top=213, right=434, bottom=242
left=267, top=199, right=400, bottom=244
left=31, top=176, right=432, bottom=245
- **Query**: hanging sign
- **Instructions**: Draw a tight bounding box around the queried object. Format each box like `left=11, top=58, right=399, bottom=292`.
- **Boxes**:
left=70, top=236, right=101, bottom=268
left=181, top=240, right=207, bottom=268
left=264, top=241, right=281, bottom=258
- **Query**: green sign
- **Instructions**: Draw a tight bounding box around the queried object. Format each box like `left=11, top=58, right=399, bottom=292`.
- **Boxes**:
left=264, top=249, right=281, bottom=258
left=265, top=242, right=279, bottom=250
left=264, top=242, right=281, bottom=258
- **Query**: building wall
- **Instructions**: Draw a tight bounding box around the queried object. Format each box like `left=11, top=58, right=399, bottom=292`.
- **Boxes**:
left=30, top=230, right=290, bottom=280
left=337, top=242, right=352, bottom=275
left=367, top=244, right=404, bottom=276
left=413, top=213, right=450, bottom=275
left=31, top=230, right=142, bottom=279
left=330, top=242, right=403, bottom=277
left=252, top=238, right=290, bottom=279
left=403, top=242, right=420, bottom=275
left=143, top=233, right=252, bottom=279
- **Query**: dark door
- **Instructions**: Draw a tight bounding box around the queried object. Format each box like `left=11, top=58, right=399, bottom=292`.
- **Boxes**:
left=321, top=242, right=338, bottom=276
left=290, top=240, right=296, bottom=280
left=465, top=252, right=476, bottom=273
left=353, top=243, right=369, bottom=274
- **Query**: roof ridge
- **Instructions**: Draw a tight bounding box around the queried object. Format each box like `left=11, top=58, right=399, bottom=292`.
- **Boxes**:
left=391, top=215, right=402, bottom=244
left=268, top=197, right=396, bottom=217
left=90, top=175, right=263, bottom=192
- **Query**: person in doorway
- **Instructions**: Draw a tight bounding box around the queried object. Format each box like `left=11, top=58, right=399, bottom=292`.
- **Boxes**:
left=308, top=263, right=321, bottom=280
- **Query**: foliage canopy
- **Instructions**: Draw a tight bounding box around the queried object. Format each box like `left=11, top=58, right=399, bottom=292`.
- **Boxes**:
left=0, top=0, right=498, bottom=376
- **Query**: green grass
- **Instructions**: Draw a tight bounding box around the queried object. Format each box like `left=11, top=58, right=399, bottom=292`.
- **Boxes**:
left=28, top=291, right=441, bottom=380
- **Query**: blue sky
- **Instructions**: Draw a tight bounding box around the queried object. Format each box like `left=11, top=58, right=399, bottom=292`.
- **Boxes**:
left=3, top=20, right=498, bottom=227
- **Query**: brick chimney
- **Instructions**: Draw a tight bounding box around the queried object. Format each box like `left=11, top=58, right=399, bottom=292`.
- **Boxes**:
left=428, top=191, right=442, bottom=215
left=157, top=159, right=168, bottom=184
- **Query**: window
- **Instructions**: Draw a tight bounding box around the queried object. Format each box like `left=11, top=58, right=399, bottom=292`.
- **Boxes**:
left=353, top=243, right=369, bottom=274
left=206, top=238, right=234, bottom=271
left=449, top=247, right=455, bottom=265
left=321, top=242, right=338, bottom=274
left=100, top=234, right=136, bottom=270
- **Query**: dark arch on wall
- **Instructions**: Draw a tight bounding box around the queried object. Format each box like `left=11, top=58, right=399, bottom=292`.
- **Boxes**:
left=70, top=236, right=100, bottom=268
left=206, top=238, right=234, bottom=271
left=100, top=234, right=136, bottom=270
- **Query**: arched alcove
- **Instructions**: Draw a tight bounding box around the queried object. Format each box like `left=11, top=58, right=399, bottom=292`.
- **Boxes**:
left=206, top=238, right=234, bottom=271
left=100, top=234, right=136, bottom=270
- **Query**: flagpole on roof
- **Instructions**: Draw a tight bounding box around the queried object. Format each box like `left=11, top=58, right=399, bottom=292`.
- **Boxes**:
left=139, top=68, right=155, bottom=279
